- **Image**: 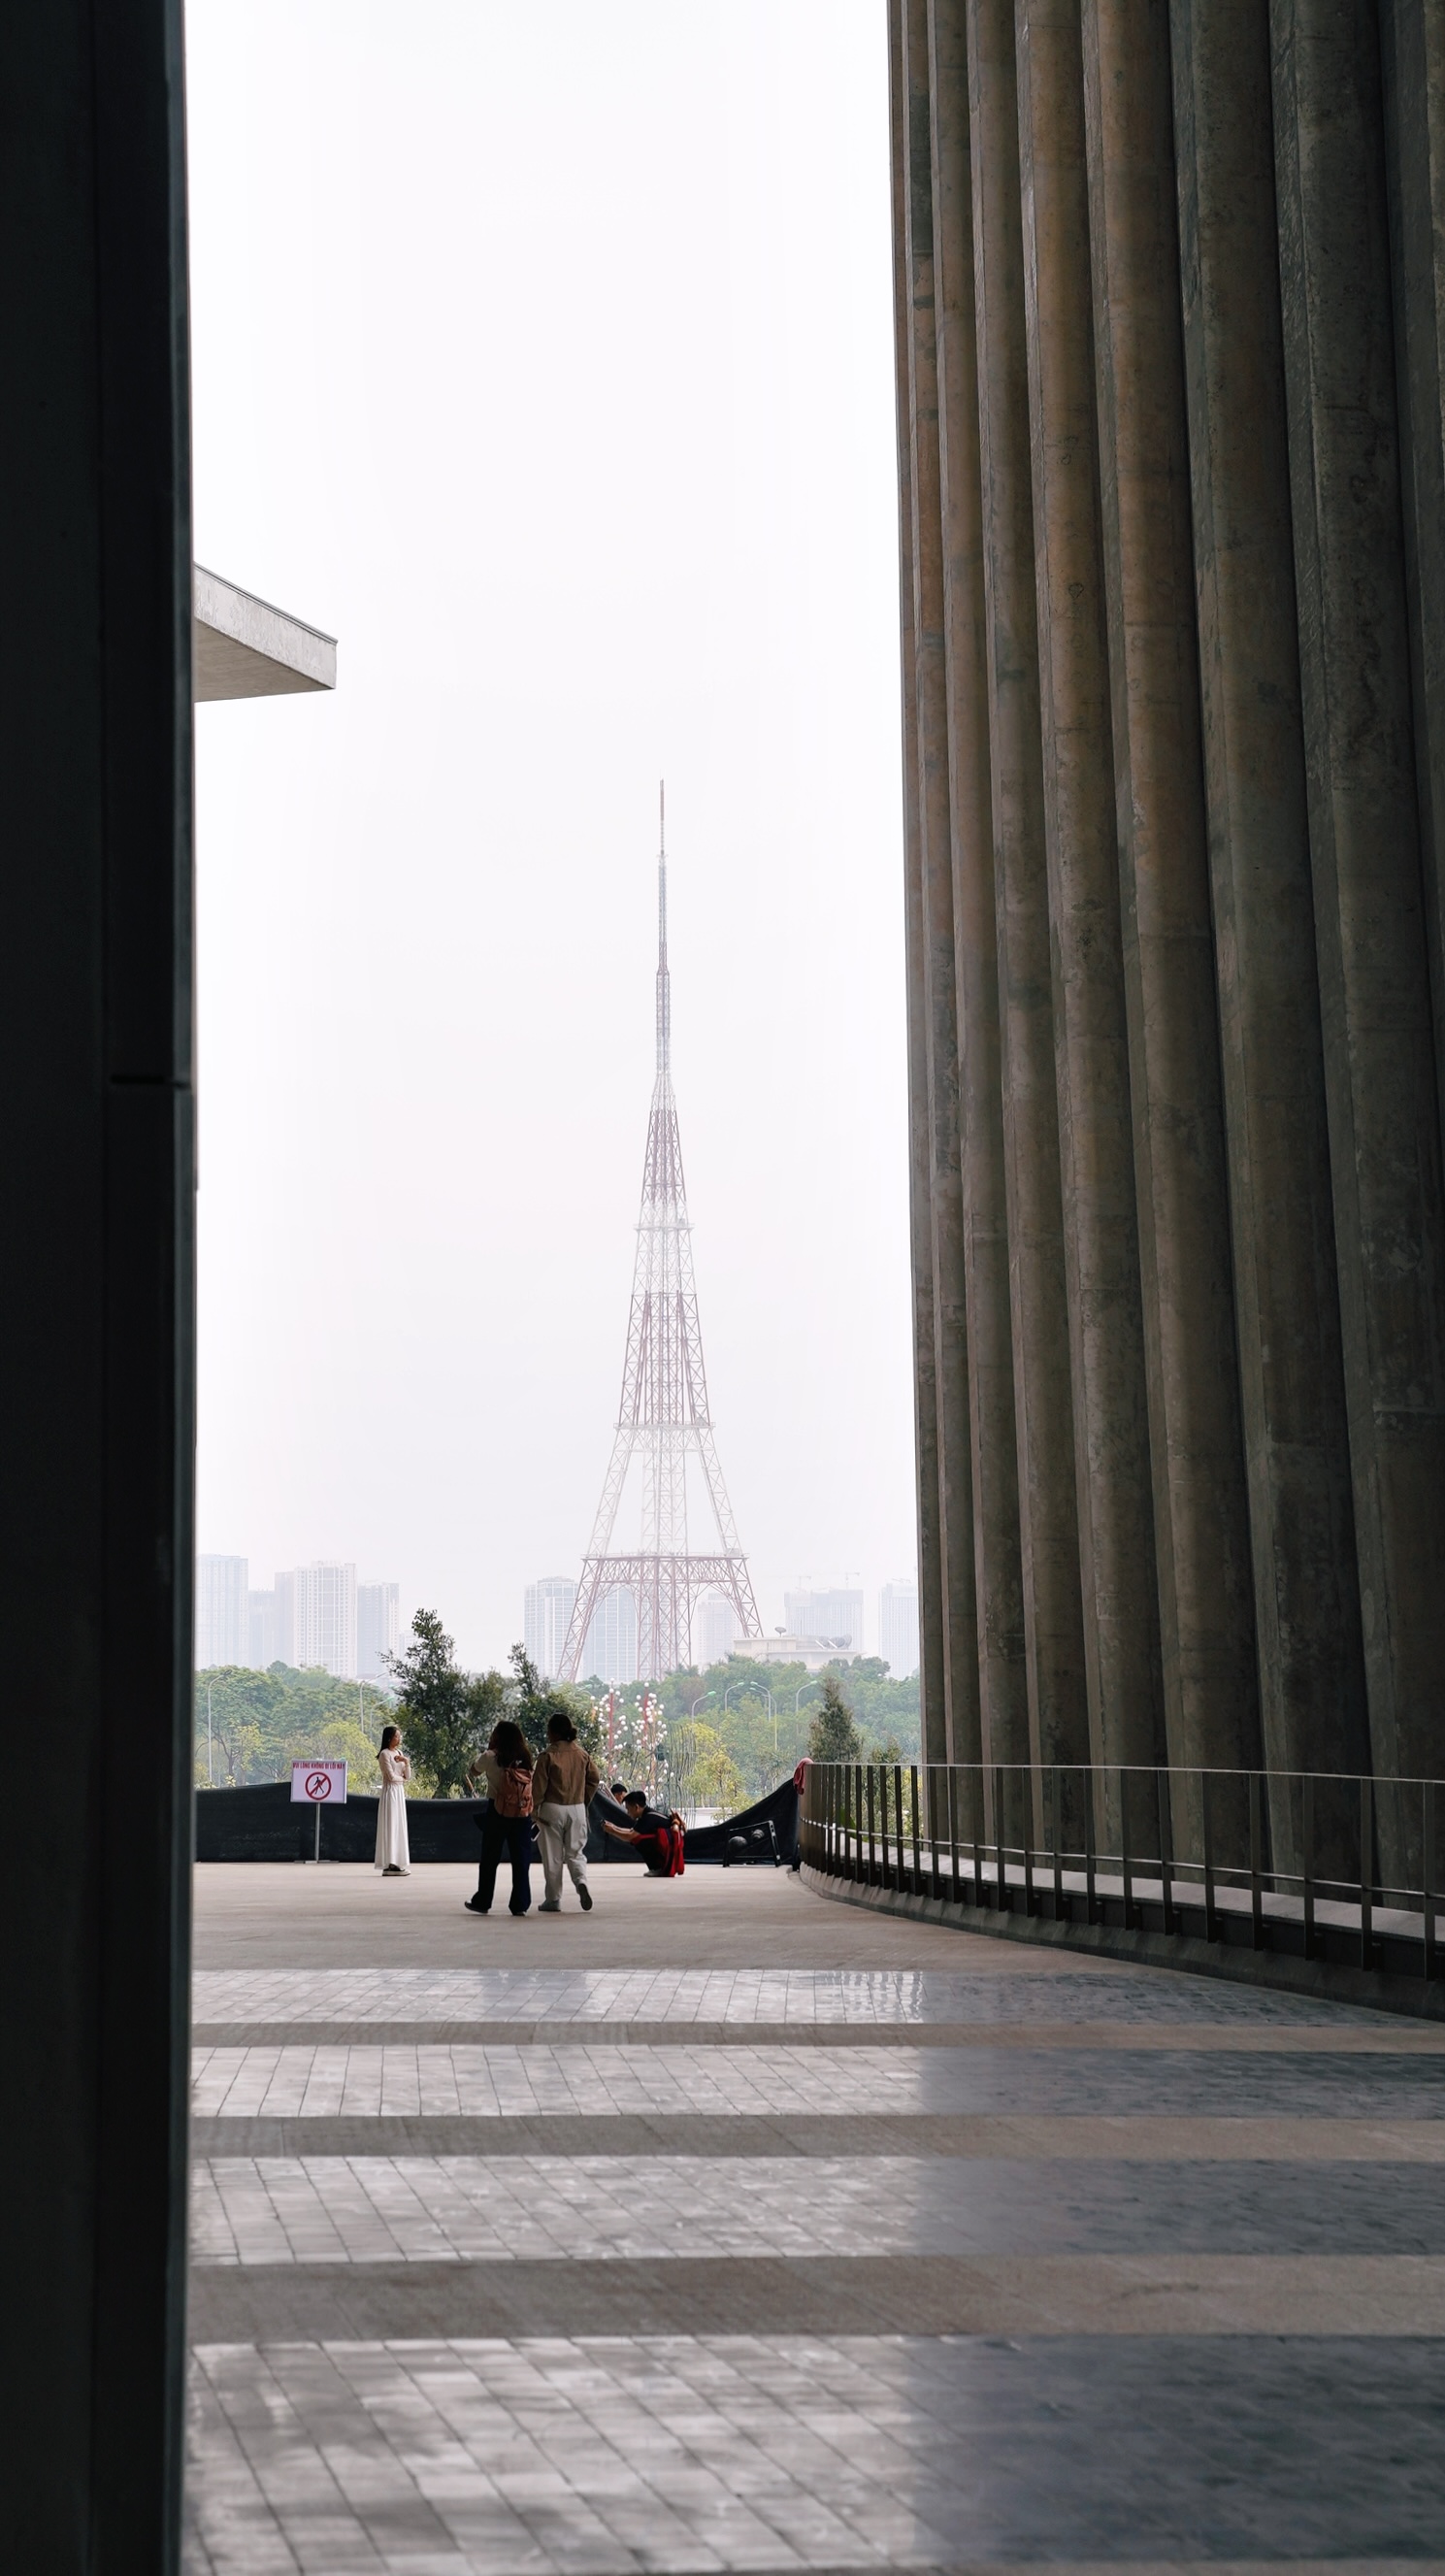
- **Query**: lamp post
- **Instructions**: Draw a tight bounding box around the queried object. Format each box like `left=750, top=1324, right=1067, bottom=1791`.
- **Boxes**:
left=689, top=1690, right=714, bottom=1719
left=725, top=1676, right=776, bottom=1757
left=207, top=1679, right=213, bottom=1787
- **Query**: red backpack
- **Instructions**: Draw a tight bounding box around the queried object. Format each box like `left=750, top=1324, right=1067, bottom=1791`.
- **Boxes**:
left=494, top=1761, right=534, bottom=1820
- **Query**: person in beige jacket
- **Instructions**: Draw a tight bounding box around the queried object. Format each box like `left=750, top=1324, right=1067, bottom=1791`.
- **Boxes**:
left=533, top=1713, right=601, bottom=1912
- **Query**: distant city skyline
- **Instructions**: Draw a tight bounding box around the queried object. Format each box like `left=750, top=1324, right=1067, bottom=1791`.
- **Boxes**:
left=196, top=1554, right=400, bottom=1682
left=522, top=1568, right=918, bottom=1679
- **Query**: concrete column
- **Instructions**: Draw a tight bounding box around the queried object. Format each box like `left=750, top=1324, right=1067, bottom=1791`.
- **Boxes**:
left=1078, top=0, right=1260, bottom=1790
left=1014, top=0, right=1165, bottom=1775
left=903, top=0, right=985, bottom=1769
left=1270, top=0, right=1445, bottom=1841
left=4, top=0, right=195, bottom=2558
left=1168, top=0, right=1368, bottom=1834
left=964, top=0, right=1090, bottom=1812
left=928, top=0, right=1031, bottom=1791
left=1380, top=0, right=1445, bottom=1159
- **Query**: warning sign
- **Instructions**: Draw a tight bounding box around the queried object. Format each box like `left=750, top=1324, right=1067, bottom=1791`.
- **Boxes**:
left=291, top=1761, right=347, bottom=1805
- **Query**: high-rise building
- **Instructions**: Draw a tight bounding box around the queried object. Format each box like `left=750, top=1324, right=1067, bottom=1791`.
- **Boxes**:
left=696, top=1590, right=737, bottom=1667
left=195, top=1556, right=247, bottom=1668
left=247, top=1588, right=279, bottom=1669
left=358, top=1581, right=400, bottom=1683
left=525, top=1577, right=577, bottom=1681
left=785, top=1586, right=864, bottom=1655
left=287, top=1562, right=357, bottom=1678
left=878, top=1580, right=919, bottom=1679
left=581, top=1585, right=638, bottom=1687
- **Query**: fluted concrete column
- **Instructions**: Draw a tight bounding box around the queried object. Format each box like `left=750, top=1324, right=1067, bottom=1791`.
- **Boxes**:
left=965, top=0, right=1090, bottom=1806
left=899, top=0, right=983, bottom=1765
left=891, top=0, right=948, bottom=1758
left=1270, top=0, right=1445, bottom=1839
left=1168, top=0, right=1368, bottom=1831
left=1380, top=0, right=1445, bottom=1159
left=1014, top=0, right=1165, bottom=1774
left=1079, top=0, right=1260, bottom=1791
left=928, top=0, right=1030, bottom=1790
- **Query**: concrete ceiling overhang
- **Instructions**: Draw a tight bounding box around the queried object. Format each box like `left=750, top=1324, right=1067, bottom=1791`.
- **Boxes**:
left=194, top=565, right=337, bottom=702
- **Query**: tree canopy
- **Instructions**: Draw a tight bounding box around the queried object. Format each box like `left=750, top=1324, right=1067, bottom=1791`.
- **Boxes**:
left=386, top=1608, right=504, bottom=1797
left=807, top=1671, right=863, bottom=1767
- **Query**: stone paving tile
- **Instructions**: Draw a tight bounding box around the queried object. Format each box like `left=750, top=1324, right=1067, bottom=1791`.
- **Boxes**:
left=190, top=2041, right=1445, bottom=2123
left=184, top=2332, right=1445, bottom=2570
left=190, top=2151, right=1445, bottom=2266
left=190, top=1965, right=1396, bottom=2031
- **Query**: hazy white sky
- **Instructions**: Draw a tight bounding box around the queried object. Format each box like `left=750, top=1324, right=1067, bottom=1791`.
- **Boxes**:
left=187, top=0, right=915, bottom=1669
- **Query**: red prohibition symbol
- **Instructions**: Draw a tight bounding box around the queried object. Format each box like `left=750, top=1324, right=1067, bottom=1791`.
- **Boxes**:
left=305, top=1770, right=334, bottom=1800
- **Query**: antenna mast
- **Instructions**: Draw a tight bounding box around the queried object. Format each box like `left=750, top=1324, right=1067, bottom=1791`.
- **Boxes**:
left=560, top=789, right=761, bottom=1682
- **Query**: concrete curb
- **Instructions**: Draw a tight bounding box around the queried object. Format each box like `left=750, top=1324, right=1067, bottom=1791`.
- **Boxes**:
left=798, top=1864, right=1445, bottom=2022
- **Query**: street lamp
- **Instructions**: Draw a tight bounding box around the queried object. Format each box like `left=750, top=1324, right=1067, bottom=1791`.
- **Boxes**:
left=725, top=1676, right=776, bottom=1757
left=689, top=1690, right=714, bottom=1719
left=794, top=1681, right=821, bottom=1715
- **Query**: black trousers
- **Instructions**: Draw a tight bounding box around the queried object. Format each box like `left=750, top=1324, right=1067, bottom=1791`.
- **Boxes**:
left=476, top=1803, right=534, bottom=1913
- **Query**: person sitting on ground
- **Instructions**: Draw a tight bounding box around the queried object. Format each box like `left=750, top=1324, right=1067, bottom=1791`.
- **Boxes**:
left=532, top=1711, right=601, bottom=1914
left=463, top=1719, right=535, bottom=1917
left=602, top=1789, right=686, bottom=1877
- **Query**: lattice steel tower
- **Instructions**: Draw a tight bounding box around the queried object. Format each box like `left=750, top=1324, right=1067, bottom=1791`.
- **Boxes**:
left=560, top=790, right=761, bottom=1682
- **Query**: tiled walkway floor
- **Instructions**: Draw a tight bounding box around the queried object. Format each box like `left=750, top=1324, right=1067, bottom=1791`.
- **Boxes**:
left=184, top=1862, right=1445, bottom=2572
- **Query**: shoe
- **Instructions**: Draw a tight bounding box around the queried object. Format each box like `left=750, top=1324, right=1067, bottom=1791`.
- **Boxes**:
left=382, top=1866, right=403, bottom=1876
left=539, top=1899, right=561, bottom=1912
left=577, top=1884, right=593, bottom=1911
left=464, top=1896, right=489, bottom=1913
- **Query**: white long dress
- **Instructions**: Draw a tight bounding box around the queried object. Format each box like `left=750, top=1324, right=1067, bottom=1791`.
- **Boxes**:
left=375, top=1747, right=411, bottom=1873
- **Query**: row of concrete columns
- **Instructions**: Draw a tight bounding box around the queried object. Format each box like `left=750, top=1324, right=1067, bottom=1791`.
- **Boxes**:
left=893, top=0, right=1445, bottom=1873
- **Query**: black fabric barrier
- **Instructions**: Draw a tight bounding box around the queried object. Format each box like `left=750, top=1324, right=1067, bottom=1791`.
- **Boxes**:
left=194, top=1775, right=801, bottom=1866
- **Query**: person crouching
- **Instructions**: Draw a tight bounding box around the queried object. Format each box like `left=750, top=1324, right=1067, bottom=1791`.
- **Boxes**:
left=533, top=1712, right=600, bottom=1913
left=603, top=1790, right=686, bottom=1877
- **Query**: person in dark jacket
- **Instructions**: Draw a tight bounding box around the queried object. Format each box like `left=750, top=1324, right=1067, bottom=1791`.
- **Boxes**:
left=464, top=1719, right=535, bottom=1916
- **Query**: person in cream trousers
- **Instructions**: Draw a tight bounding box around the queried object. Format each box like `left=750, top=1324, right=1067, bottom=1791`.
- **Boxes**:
left=532, top=1712, right=600, bottom=1912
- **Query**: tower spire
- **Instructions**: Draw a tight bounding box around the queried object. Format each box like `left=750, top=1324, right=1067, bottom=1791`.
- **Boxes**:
left=559, top=793, right=761, bottom=1684
left=656, top=778, right=670, bottom=1073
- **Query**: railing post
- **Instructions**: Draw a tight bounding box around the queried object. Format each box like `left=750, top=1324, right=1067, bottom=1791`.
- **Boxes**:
left=972, top=1772, right=984, bottom=1908
left=948, top=1765, right=960, bottom=1902
left=1158, top=1767, right=1175, bottom=1934
left=1084, top=1767, right=1098, bottom=1924
left=1301, top=1773, right=1316, bottom=1959
left=1023, top=1768, right=1035, bottom=1914
left=1201, top=1768, right=1216, bottom=1941
left=1120, top=1767, right=1133, bottom=1928
left=1249, top=1772, right=1264, bottom=1949
left=867, top=1765, right=876, bottom=1886
left=995, top=1763, right=1006, bottom=1912
left=1359, top=1775, right=1372, bottom=1971
left=1425, top=1782, right=1437, bottom=1982
left=910, top=1764, right=922, bottom=1897
left=1051, top=1767, right=1064, bottom=1919
left=895, top=1763, right=906, bottom=1893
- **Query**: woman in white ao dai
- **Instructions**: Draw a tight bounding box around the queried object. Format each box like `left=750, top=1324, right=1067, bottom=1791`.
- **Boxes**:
left=375, top=1724, right=411, bottom=1875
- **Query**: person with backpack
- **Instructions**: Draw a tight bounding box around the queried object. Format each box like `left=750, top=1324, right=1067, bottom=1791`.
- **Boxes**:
left=464, top=1719, right=535, bottom=1916
left=532, top=1710, right=601, bottom=1913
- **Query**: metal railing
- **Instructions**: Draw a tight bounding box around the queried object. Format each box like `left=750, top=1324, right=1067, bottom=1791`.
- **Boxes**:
left=799, top=1760, right=1443, bottom=1981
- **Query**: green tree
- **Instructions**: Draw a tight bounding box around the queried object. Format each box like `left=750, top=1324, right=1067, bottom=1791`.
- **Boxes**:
left=666, top=1719, right=745, bottom=1816
left=507, top=1644, right=604, bottom=1761
left=808, top=1670, right=863, bottom=1766
left=387, top=1609, right=503, bottom=1796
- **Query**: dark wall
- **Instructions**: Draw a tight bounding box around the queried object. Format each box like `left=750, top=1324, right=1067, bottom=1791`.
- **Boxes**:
left=196, top=1778, right=802, bottom=1866
left=0, top=0, right=193, bottom=2565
